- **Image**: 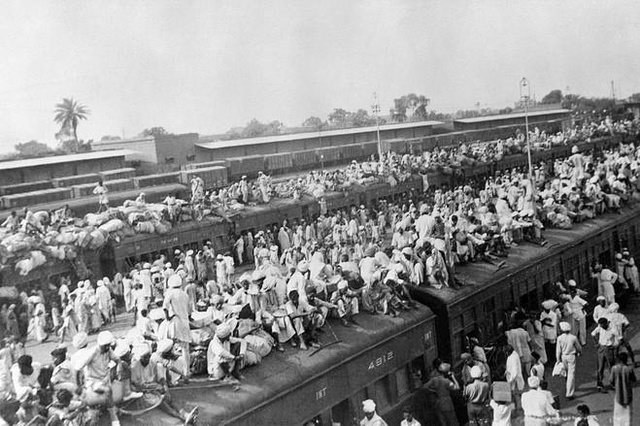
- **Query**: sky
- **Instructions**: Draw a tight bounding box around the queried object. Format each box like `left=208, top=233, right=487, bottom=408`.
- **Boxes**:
left=1, top=0, right=639, bottom=151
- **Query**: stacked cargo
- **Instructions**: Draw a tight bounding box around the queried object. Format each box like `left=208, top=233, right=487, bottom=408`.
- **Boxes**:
left=52, top=173, right=100, bottom=188
left=133, top=173, right=181, bottom=189
left=291, top=150, right=317, bottom=169
left=1, top=187, right=72, bottom=209
left=98, top=168, right=136, bottom=181
left=183, top=160, right=227, bottom=171
left=72, top=178, right=134, bottom=198
left=0, top=181, right=53, bottom=196
left=264, top=153, right=293, bottom=173
left=179, top=166, right=228, bottom=189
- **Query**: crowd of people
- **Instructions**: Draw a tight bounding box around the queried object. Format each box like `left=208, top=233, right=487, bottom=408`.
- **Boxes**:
left=0, top=118, right=639, bottom=425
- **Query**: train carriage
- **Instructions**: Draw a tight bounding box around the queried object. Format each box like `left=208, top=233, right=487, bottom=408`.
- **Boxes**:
left=140, top=304, right=437, bottom=426
left=410, top=204, right=640, bottom=364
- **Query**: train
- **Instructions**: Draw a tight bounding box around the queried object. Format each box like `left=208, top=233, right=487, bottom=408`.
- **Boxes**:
left=133, top=197, right=640, bottom=426
left=1, top=134, right=638, bottom=424
left=0, top=135, right=621, bottom=293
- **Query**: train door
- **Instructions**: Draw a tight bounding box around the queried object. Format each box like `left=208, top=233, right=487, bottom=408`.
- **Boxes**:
left=330, top=399, right=352, bottom=426
left=98, top=245, right=116, bottom=278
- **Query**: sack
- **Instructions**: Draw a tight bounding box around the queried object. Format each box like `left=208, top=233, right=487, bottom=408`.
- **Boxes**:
left=552, top=361, right=566, bottom=377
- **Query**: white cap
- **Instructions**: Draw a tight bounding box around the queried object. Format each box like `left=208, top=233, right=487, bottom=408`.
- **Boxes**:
left=362, top=399, right=376, bottom=413
left=559, top=322, right=571, bottom=332
left=168, top=275, right=182, bottom=288
left=73, top=332, right=89, bottom=349
left=528, top=376, right=540, bottom=389
left=97, top=331, right=115, bottom=346
left=114, top=343, right=131, bottom=358
left=470, top=365, right=483, bottom=379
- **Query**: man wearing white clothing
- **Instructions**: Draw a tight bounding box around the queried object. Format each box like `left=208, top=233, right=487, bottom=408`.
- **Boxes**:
left=567, top=281, right=588, bottom=345
left=555, top=321, right=582, bottom=399
left=163, top=275, right=192, bottom=377
left=521, top=376, right=558, bottom=426
left=505, top=345, right=524, bottom=409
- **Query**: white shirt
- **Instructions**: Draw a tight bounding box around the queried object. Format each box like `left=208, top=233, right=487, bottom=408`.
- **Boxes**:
left=540, top=311, right=558, bottom=342
left=489, top=400, right=514, bottom=426
left=521, top=389, right=557, bottom=421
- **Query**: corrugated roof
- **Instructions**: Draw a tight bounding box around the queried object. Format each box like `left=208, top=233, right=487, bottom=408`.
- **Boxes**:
left=454, top=109, right=570, bottom=124
left=196, top=120, right=443, bottom=150
left=0, top=150, right=136, bottom=171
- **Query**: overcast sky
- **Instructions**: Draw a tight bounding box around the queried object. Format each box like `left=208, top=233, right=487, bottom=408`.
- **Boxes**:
left=1, top=0, right=639, bottom=151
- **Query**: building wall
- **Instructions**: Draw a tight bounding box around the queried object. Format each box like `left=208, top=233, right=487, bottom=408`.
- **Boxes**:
left=196, top=123, right=438, bottom=162
left=155, top=133, right=198, bottom=166
left=92, top=137, right=157, bottom=163
left=2, top=156, right=127, bottom=185
left=453, top=112, right=570, bottom=131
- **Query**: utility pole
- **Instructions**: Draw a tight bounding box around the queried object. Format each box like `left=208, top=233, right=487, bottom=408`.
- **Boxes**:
left=372, top=92, right=382, bottom=160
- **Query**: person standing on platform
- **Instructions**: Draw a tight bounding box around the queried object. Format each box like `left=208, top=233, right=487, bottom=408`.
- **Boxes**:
left=567, top=281, right=588, bottom=345
left=592, top=296, right=608, bottom=323
left=540, top=300, right=559, bottom=365
left=556, top=321, right=582, bottom=400
left=93, top=181, right=109, bottom=213
left=521, top=376, right=558, bottom=426
left=400, top=407, right=421, bottom=426
left=591, top=317, right=618, bottom=392
left=505, top=345, right=525, bottom=410
left=360, top=399, right=388, bottom=426
left=463, top=365, right=489, bottom=425
left=611, top=352, right=636, bottom=426
left=424, top=363, right=460, bottom=426
left=505, top=323, right=532, bottom=378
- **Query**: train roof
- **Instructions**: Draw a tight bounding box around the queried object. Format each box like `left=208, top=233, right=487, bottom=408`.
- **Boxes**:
left=196, top=120, right=443, bottom=150
left=453, top=109, right=570, bottom=125
left=163, top=303, right=435, bottom=425
left=416, top=204, right=640, bottom=307
left=0, top=150, right=137, bottom=171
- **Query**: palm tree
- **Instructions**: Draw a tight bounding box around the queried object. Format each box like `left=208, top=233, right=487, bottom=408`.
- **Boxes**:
left=54, top=98, right=90, bottom=150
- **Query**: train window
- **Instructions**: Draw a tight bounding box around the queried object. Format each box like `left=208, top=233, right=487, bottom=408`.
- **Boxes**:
left=373, top=375, right=394, bottom=412
left=395, top=367, right=411, bottom=398
left=520, top=288, right=538, bottom=312
left=410, top=355, right=427, bottom=384
left=330, top=399, right=351, bottom=426
left=612, top=231, right=620, bottom=253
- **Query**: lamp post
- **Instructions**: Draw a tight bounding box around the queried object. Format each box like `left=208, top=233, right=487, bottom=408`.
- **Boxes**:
left=520, top=78, right=534, bottom=187
left=372, top=91, right=382, bottom=160
left=520, top=76, right=541, bottom=224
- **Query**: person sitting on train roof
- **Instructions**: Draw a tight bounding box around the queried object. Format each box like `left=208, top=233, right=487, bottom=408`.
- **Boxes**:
left=329, top=280, right=360, bottom=327
left=206, top=323, right=246, bottom=382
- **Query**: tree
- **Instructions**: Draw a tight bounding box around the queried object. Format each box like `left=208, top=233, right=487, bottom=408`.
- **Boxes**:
left=140, top=127, right=169, bottom=137
left=348, top=109, right=376, bottom=127
left=266, top=120, right=283, bottom=135
left=328, top=108, right=349, bottom=127
left=241, top=119, right=268, bottom=138
left=391, top=94, right=430, bottom=122
left=302, top=116, right=326, bottom=130
left=100, top=135, right=122, bottom=141
left=541, top=89, right=563, bottom=104
left=14, top=140, right=54, bottom=158
left=628, top=93, right=640, bottom=102
left=54, top=98, right=89, bottom=153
